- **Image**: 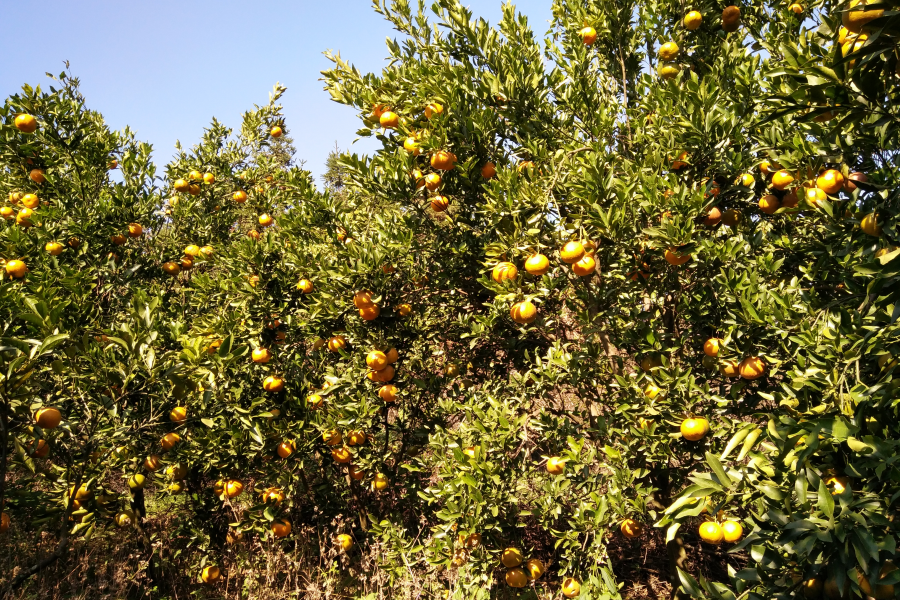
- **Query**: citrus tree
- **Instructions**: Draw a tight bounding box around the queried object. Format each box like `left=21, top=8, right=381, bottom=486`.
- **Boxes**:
left=0, top=0, right=898, bottom=599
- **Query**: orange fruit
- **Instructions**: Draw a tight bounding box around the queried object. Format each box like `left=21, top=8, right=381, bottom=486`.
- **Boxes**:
left=0, top=207, right=14, bottom=220
left=771, top=170, right=794, bottom=190
left=188, top=184, right=200, bottom=195
left=572, top=254, right=596, bottom=276
left=348, top=465, right=366, bottom=480
left=431, top=151, right=456, bottom=171
left=15, top=114, right=37, bottom=133
left=501, top=547, right=524, bottom=568
left=307, top=393, right=324, bottom=409
left=411, top=169, right=425, bottom=189
left=359, top=304, right=381, bottom=321
left=665, top=248, right=691, bottom=266
left=506, top=568, right=528, bottom=588
left=560, top=241, right=585, bottom=264
left=430, top=195, right=450, bottom=212
left=271, top=519, right=291, bottom=537
left=510, top=300, right=537, bottom=324
left=843, top=172, right=867, bottom=193
left=862, top=213, right=882, bottom=237
left=683, top=10, right=702, bottom=30
left=424, top=102, right=443, bottom=119
left=263, top=375, right=284, bottom=392
left=546, top=456, right=566, bottom=475
left=367, top=350, right=389, bottom=371
left=200, top=565, right=221, bottom=584
left=782, top=191, right=799, bottom=208
left=525, top=558, right=544, bottom=580
left=32, top=439, right=49, bottom=458
left=562, top=578, right=581, bottom=598
left=202, top=172, right=215, bottom=185
left=481, top=162, right=496, bottom=179
left=403, top=137, right=421, bottom=155
left=379, top=384, right=398, bottom=402
left=424, top=173, right=441, bottom=190
left=16, top=208, right=33, bottom=226
left=35, top=407, right=61, bottom=429
left=169, top=406, right=187, bottom=423
left=720, top=360, right=740, bottom=378
left=29, top=169, right=45, bottom=184
left=703, top=338, right=722, bottom=357
left=5, top=260, right=26, bottom=279
left=525, top=253, right=550, bottom=275
left=297, top=279, right=314, bottom=293
left=223, top=479, right=243, bottom=498
left=144, top=455, right=162, bottom=471
left=579, top=26, right=597, bottom=45
left=259, top=214, right=274, bottom=227
left=703, top=206, right=722, bottom=226
left=680, top=417, right=710, bottom=441
left=161, top=432, right=181, bottom=451
left=759, top=194, right=780, bottom=215
left=372, top=473, right=388, bottom=491
left=367, top=364, right=395, bottom=382
left=328, top=336, right=347, bottom=352
left=620, top=518, right=643, bottom=538
left=658, top=41, right=679, bottom=61
left=790, top=3, right=804, bottom=14
left=672, top=151, right=689, bottom=170
left=379, top=111, right=399, bottom=128
left=270, top=126, right=283, bottom=138
left=699, top=521, right=724, bottom=543
left=332, top=446, right=351, bottom=463
left=722, top=520, right=743, bottom=543
left=323, top=430, right=342, bottom=446
left=386, top=348, right=399, bottom=363
left=722, top=209, right=742, bottom=227
left=166, top=464, right=188, bottom=480
left=492, top=261, right=517, bottom=283
left=252, top=348, right=272, bottom=364
left=738, top=356, right=766, bottom=380
left=354, top=290, right=375, bottom=308
left=336, top=533, right=354, bottom=551
left=111, top=234, right=127, bottom=246
left=397, top=303, right=412, bottom=316
left=843, top=0, right=884, bottom=33
left=816, top=169, right=844, bottom=195
left=722, top=5, right=741, bottom=31
left=277, top=440, right=296, bottom=458
left=233, top=190, right=247, bottom=202
left=127, top=223, right=143, bottom=237
left=348, top=430, right=366, bottom=446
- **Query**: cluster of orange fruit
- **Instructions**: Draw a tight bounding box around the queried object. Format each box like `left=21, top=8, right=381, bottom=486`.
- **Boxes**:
left=498, top=546, right=547, bottom=589
left=353, top=289, right=381, bottom=321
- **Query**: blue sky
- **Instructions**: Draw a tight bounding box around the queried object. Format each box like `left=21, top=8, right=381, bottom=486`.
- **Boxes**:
left=0, top=1, right=551, bottom=186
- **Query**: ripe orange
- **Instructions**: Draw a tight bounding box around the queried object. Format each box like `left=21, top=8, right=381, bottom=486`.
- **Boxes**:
left=789, top=3, right=803, bottom=14
left=703, top=338, right=722, bottom=357
left=579, top=26, right=597, bottom=45
left=492, top=261, right=517, bottom=283
left=248, top=230, right=260, bottom=240
left=223, top=479, right=243, bottom=498
left=161, top=432, right=181, bottom=451
left=720, top=360, right=740, bottom=378
left=367, top=364, right=395, bottom=382
left=510, top=300, right=537, bottom=324
left=683, top=10, right=702, bottom=30
left=862, top=213, right=882, bottom=237
left=771, top=170, right=794, bottom=190
left=232, top=190, right=247, bottom=203
left=759, top=194, right=780, bottom=215
left=111, top=234, right=127, bottom=246
left=411, top=169, right=426, bottom=189
left=379, top=385, right=398, bottom=402
left=35, top=407, right=62, bottom=429
left=259, top=214, right=274, bottom=227
left=658, top=41, right=679, bottom=61
left=424, top=173, right=441, bottom=190
left=271, top=519, right=292, bottom=538
left=328, top=336, right=347, bottom=352
left=32, top=439, right=49, bottom=458
left=372, top=473, right=388, bottom=491
left=15, top=114, right=38, bottom=133
left=703, top=207, right=722, bottom=226
left=560, top=241, right=585, bottom=264
left=144, top=455, right=161, bottom=471
left=680, top=417, right=710, bottom=441
left=169, top=406, right=187, bottom=423
left=403, top=137, right=421, bottom=155
left=431, top=150, right=456, bottom=171
left=817, top=169, right=844, bottom=195
left=16, top=208, right=33, bottom=226
left=430, top=195, right=450, bottom=212
left=843, top=0, right=884, bottom=34
left=722, top=5, right=741, bottom=31
left=506, top=568, right=528, bottom=588
left=562, top=578, right=581, bottom=598
left=843, top=172, right=867, bottom=193
left=200, top=565, right=220, bottom=584
left=620, top=518, right=643, bottom=538
left=572, top=254, right=596, bottom=276
left=263, top=375, right=284, bottom=392
left=481, top=162, right=496, bottom=179
left=699, top=521, right=724, bottom=543
left=525, top=253, right=550, bottom=275
left=128, top=473, right=146, bottom=490
left=277, top=440, right=296, bottom=458
left=722, top=209, right=742, bottom=227
left=188, top=184, right=200, bottom=195
left=782, top=191, right=799, bottom=208
left=252, top=348, right=272, bottom=364
left=525, top=558, right=544, bottom=580
left=354, top=290, right=374, bottom=308
left=425, top=102, right=443, bottom=119
left=501, top=547, right=524, bottom=568
left=6, top=260, right=27, bottom=279
left=349, top=465, right=366, bottom=480
left=29, top=169, right=45, bottom=184
left=664, top=248, right=690, bottom=266
left=739, top=173, right=755, bottom=187
left=397, top=303, right=412, bottom=316
left=379, top=111, right=399, bottom=128
left=359, top=304, right=381, bottom=320
left=323, top=430, right=342, bottom=446
left=271, top=126, right=283, bottom=138
left=336, top=533, right=354, bottom=551
left=644, top=384, right=660, bottom=399
left=546, top=456, right=566, bottom=475
left=722, top=520, right=743, bottom=542
left=671, top=151, right=689, bottom=170
left=307, top=393, right=324, bottom=409
left=348, top=430, right=366, bottom=446
left=386, top=348, right=399, bottom=363
left=166, top=464, right=188, bottom=480
left=203, top=172, right=215, bottom=185
left=128, top=223, right=143, bottom=237
left=332, top=446, right=352, bottom=463
left=738, top=356, right=766, bottom=380
left=367, top=350, right=389, bottom=371
left=0, top=207, right=13, bottom=220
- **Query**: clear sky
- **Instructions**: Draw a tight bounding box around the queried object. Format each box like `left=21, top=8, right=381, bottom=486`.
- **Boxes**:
left=0, top=1, right=551, bottom=186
